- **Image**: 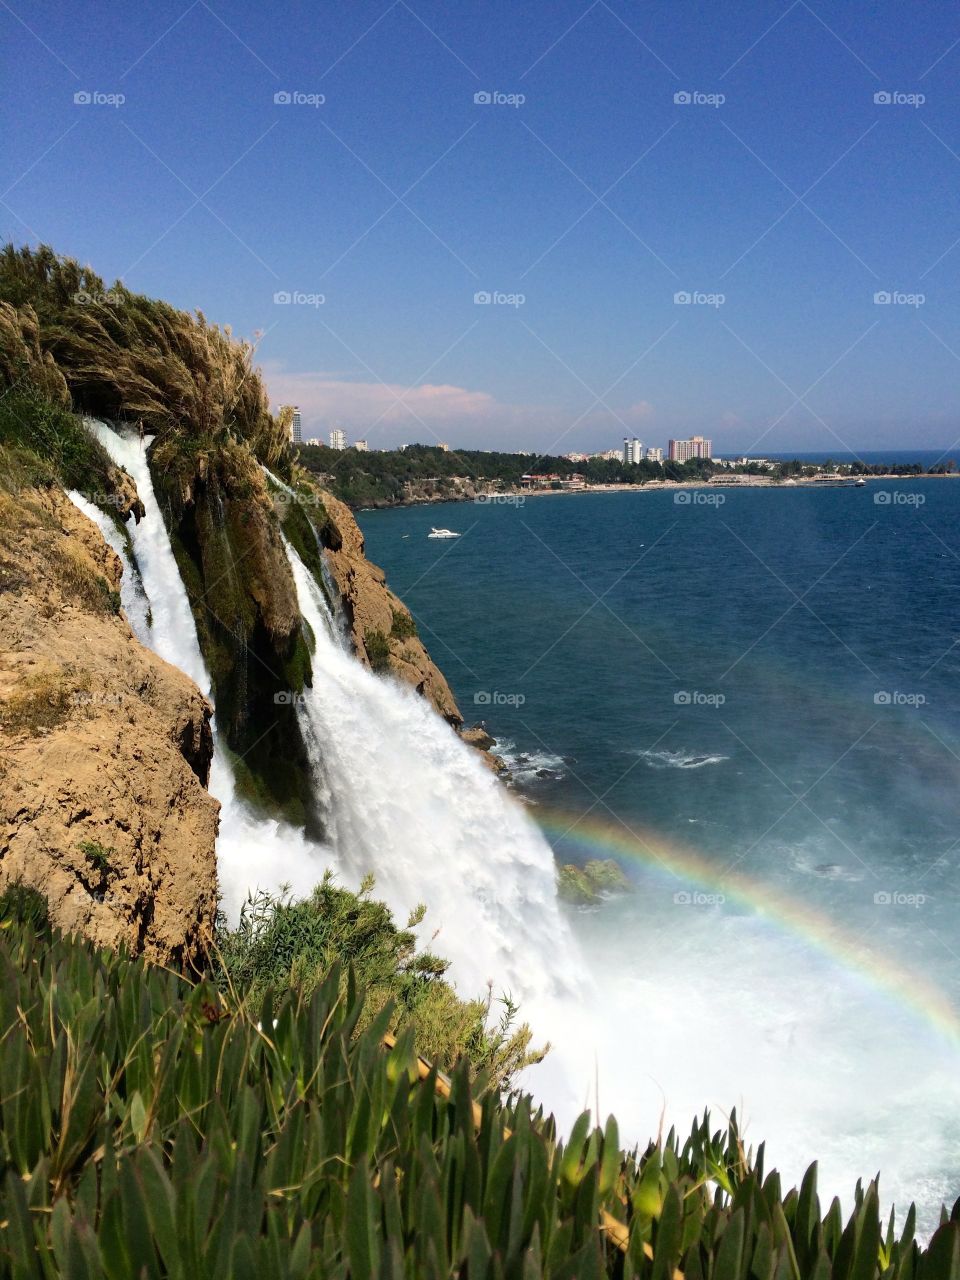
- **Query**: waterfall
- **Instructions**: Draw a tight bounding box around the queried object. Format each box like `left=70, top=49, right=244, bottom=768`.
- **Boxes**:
left=285, top=537, right=585, bottom=999
left=76, top=424, right=341, bottom=918
left=72, top=425, right=597, bottom=1120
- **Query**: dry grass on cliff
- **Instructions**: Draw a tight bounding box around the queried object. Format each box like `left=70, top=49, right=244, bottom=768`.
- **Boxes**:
left=0, top=244, right=291, bottom=470
left=49, top=540, right=120, bottom=616
left=0, top=666, right=92, bottom=736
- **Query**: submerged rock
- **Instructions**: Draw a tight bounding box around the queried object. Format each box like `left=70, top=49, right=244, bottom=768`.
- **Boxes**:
left=557, top=859, right=630, bottom=906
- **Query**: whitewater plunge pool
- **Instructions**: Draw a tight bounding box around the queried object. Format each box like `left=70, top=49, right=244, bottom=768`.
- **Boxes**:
left=359, top=481, right=960, bottom=1234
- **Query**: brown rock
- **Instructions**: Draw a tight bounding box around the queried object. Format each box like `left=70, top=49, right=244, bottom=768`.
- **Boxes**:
left=0, top=486, right=219, bottom=968
left=461, top=726, right=496, bottom=752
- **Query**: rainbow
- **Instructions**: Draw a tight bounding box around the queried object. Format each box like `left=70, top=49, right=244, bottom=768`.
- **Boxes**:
left=534, top=807, right=960, bottom=1048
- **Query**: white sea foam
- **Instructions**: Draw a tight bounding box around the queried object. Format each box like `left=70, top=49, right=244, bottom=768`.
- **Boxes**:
left=637, top=748, right=729, bottom=770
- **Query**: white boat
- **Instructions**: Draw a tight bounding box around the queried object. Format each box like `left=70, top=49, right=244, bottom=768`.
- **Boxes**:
left=428, top=527, right=460, bottom=539
left=811, top=474, right=865, bottom=487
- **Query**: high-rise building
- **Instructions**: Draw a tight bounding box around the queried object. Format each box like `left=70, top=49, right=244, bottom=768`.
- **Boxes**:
left=668, top=435, right=712, bottom=462
left=329, top=428, right=346, bottom=451
left=354, top=439, right=369, bottom=452
left=291, top=407, right=302, bottom=444
left=623, top=437, right=643, bottom=464
left=646, top=447, right=663, bottom=463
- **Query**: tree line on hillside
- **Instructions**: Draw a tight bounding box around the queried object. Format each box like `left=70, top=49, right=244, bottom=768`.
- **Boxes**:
left=298, top=442, right=945, bottom=507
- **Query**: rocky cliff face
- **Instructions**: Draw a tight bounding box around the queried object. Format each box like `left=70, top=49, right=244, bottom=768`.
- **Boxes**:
left=0, top=484, right=219, bottom=968
left=152, top=438, right=318, bottom=827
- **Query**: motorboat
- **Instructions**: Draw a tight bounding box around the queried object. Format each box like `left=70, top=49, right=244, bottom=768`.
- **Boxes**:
left=428, top=527, right=460, bottom=538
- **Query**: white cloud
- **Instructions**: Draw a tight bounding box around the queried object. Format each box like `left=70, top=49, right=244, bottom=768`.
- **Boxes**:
left=259, top=361, right=655, bottom=452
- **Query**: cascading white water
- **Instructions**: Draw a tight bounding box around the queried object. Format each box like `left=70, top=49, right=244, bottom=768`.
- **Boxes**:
left=71, top=425, right=600, bottom=1123
left=77, top=424, right=342, bottom=917
left=66, top=491, right=151, bottom=638
left=285, top=539, right=582, bottom=995
left=283, top=534, right=596, bottom=1109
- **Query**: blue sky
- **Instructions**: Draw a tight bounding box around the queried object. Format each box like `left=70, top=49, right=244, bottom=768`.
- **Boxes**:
left=3, top=0, right=960, bottom=453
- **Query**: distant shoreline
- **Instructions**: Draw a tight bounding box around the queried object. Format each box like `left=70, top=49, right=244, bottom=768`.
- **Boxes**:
left=354, top=471, right=960, bottom=513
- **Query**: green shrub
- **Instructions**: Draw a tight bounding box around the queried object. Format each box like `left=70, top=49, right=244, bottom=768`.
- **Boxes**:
left=214, top=873, right=542, bottom=1093
left=364, top=627, right=391, bottom=672
left=77, top=840, right=114, bottom=877
left=0, top=387, right=113, bottom=495
left=390, top=606, right=417, bottom=640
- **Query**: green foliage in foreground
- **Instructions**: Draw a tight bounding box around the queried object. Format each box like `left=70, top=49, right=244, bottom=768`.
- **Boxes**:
left=214, top=876, right=542, bottom=1094
left=2, top=896, right=960, bottom=1278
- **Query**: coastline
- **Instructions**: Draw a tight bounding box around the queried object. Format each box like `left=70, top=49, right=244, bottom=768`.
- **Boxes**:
left=353, top=471, right=960, bottom=513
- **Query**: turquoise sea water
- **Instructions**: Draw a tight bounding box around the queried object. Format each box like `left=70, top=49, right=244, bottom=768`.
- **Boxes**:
left=359, top=479, right=960, bottom=1227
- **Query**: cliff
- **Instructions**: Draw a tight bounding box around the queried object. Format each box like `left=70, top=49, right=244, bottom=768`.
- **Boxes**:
left=0, top=483, right=219, bottom=967
left=150, top=437, right=318, bottom=826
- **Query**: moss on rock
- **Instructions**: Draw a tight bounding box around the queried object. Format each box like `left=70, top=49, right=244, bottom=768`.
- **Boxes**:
left=557, top=859, right=630, bottom=906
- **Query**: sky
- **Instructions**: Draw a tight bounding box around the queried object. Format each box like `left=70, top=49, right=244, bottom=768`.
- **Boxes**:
left=3, top=0, right=960, bottom=454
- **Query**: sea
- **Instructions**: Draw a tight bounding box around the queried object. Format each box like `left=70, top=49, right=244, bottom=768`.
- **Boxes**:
left=359, top=475, right=960, bottom=1231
